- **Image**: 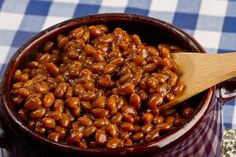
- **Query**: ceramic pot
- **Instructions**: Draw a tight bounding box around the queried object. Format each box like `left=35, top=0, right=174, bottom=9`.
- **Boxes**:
left=0, top=14, right=235, bottom=157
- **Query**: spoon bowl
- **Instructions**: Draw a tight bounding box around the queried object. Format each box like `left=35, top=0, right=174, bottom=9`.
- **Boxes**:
left=159, top=52, right=236, bottom=109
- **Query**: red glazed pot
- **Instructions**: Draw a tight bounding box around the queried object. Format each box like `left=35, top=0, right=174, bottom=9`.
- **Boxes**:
left=0, top=14, right=235, bottom=157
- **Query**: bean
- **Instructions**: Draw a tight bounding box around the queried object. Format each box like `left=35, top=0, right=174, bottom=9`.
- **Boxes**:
left=27, top=121, right=36, bottom=130
left=18, top=108, right=28, bottom=121
left=68, top=131, right=83, bottom=144
left=78, top=140, right=88, bottom=148
left=83, top=126, right=97, bottom=137
left=77, top=117, right=92, bottom=126
left=165, top=116, right=175, bottom=125
left=48, top=132, right=60, bottom=142
left=50, top=111, right=62, bottom=121
left=141, top=124, right=153, bottom=134
left=142, top=113, right=153, bottom=124
left=95, top=129, right=107, bottom=145
left=106, top=138, right=120, bottom=149
left=111, top=113, right=123, bottom=124
left=106, top=97, right=118, bottom=115
left=71, top=107, right=81, bottom=117
left=131, top=132, right=144, bottom=141
left=94, top=118, right=110, bottom=128
left=73, top=84, right=85, bottom=96
left=121, top=106, right=137, bottom=117
left=43, top=92, right=55, bottom=108
left=24, top=96, right=42, bottom=110
left=138, top=90, right=148, bottom=101
left=156, top=123, right=172, bottom=133
left=145, top=129, right=159, bottom=141
left=106, top=124, right=118, bottom=137
left=119, top=132, right=130, bottom=140
left=99, top=34, right=113, bottom=44
left=165, top=92, right=175, bottom=102
left=54, top=83, right=68, bottom=98
left=153, top=116, right=165, bottom=125
left=160, top=47, right=171, bottom=58
left=45, top=63, right=60, bottom=76
left=120, top=122, right=134, bottom=132
left=146, top=77, right=158, bottom=89
left=54, top=126, right=66, bottom=140
left=119, top=83, right=135, bottom=96
left=14, top=69, right=22, bottom=81
left=91, top=108, right=109, bottom=118
left=93, top=96, right=106, bottom=108
left=182, top=107, right=195, bottom=119
left=89, top=26, right=103, bottom=37
left=70, top=27, right=84, bottom=39
left=30, top=108, right=46, bottom=119
left=53, top=99, right=64, bottom=112
left=119, top=72, right=133, bottom=85
left=122, top=113, right=134, bottom=123
left=132, top=34, right=142, bottom=45
left=65, top=87, right=73, bottom=98
left=81, top=101, right=92, bottom=112
left=35, top=122, right=46, bottom=134
left=104, top=63, right=116, bottom=74
left=42, top=117, right=56, bottom=129
left=110, top=57, right=125, bottom=66
left=174, top=118, right=186, bottom=127
left=81, top=92, right=96, bottom=101
left=84, top=81, right=95, bottom=91
left=129, top=93, right=141, bottom=109
left=98, top=74, right=114, bottom=88
left=65, top=97, right=79, bottom=108
left=173, top=82, right=185, bottom=95
left=148, top=94, right=163, bottom=108
left=35, top=83, right=49, bottom=94
left=144, top=63, right=156, bottom=73
left=163, top=58, right=173, bottom=69
left=59, top=113, right=70, bottom=128
left=124, top=138, right=133, bottom=147
left=82, top=31, right=90, bottom=42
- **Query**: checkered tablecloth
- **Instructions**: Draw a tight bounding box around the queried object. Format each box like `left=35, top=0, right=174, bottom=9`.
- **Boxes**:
left=0, top=0, right=236, bottom=130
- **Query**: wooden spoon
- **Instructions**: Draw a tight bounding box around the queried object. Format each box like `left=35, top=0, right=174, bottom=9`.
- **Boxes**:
left=158, top=52, right=236, bottom=110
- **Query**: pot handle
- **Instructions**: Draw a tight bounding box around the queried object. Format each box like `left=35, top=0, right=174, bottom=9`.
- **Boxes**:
left=218, top=77, right=236, bottom=103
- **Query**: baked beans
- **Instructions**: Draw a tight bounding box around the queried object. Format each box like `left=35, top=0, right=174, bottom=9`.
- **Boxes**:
left=11, top=25, right=194, bottom=149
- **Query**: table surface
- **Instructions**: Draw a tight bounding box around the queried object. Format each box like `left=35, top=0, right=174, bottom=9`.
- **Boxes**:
left=0, top=0, right=236, bottom=131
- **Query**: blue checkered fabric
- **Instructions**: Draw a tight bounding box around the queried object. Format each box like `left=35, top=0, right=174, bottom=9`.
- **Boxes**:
left=0, top=0, right=236, bottom=130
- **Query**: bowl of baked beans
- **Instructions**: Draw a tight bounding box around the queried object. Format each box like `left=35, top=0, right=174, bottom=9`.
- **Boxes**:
left=0, top=14, right=225, bottom=156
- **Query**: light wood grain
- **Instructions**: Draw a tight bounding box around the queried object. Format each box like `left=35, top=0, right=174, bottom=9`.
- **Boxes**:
left=158, top=52, right=236, bottom=110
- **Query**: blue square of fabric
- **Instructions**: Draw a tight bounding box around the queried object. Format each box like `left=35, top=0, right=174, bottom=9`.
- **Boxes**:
left=25, top=1, right=51, bottom=16
left=173, top=12, right=198, bottom=30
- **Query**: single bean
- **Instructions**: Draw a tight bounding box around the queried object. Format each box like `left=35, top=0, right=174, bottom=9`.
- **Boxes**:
left=94, top=118, right=110, bottom=128
left=65, top=97, right=79, bottom=108
left=83, top=126, right=97, bottom=137
left=91, top=108, right=109, bottom=118
left=30, top=108, right=46, bottom=119
left=77, top=117, right=92, bottom=126
left=43, top=92, right=55, bottom=108
left=48, top=132, right=60, bottom=142
left=42, top=117, right=56, bottom=129
left=95, top=129, right=107, bottom=145
left=59, top=113, right=70, bottom=128
left=131, top=132, right=144, bottom=141
left=111, top=113, right=123, bottom=124
left=106, top=124, right=118, bottom=137
left=24, top=96, right=42, bottom=110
